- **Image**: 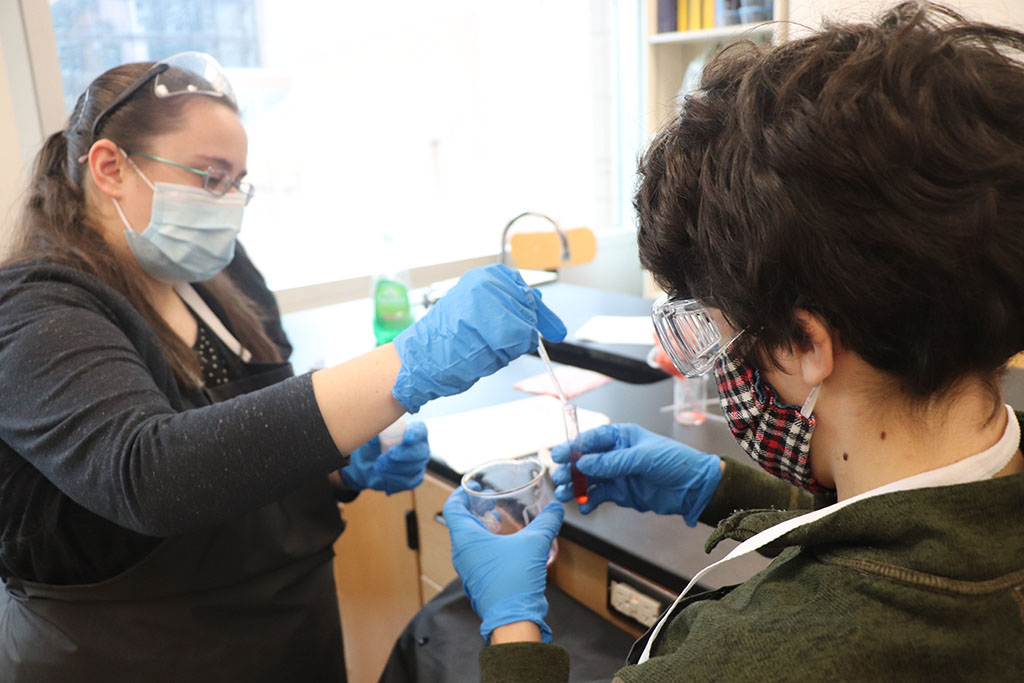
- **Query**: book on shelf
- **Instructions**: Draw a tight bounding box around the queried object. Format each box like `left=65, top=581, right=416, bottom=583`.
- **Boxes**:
left=688, top=0, right=701, bottom=32
left=657, top=0, right=678, bottom=32
left=702, top=0, right=715, bottom=28
left=738, top=1, right=774, bottom=24
left=677, top=0, right=689, bottom=32
left=716, top=0, right=741, bottom=26
left=663, top=0, right=774, bottom=35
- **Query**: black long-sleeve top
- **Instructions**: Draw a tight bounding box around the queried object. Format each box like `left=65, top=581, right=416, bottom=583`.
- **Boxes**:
left=0, top=246, right=344, bottom=585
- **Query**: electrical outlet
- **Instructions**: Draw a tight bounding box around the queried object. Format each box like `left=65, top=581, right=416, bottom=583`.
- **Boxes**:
left=606, top=563, right=676, bottom=629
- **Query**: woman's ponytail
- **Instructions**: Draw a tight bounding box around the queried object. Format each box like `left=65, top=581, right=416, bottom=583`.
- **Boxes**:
left=14, top=130, right=86, bottom=256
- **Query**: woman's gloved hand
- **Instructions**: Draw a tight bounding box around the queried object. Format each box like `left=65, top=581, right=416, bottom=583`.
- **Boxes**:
left=443, top=487, right=564, bottom=643
left=551, top=423, right=722, bottom=526
left=340, top=422, right=430, bottom=494
left=392, top=265, right=566, bottom=413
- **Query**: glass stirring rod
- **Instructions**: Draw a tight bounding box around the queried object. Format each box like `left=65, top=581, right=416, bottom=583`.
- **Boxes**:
left=536, top=338, right=589, bottom=504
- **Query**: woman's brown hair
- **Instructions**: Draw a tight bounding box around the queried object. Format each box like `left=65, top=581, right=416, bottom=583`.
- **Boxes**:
left=9, top=61, right=281, bottom=387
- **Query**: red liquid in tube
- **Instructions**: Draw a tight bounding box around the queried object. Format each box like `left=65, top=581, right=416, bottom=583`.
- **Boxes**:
left=570, top=453, right=588, bottom=504
left=563, top=403, right=589, bottom=504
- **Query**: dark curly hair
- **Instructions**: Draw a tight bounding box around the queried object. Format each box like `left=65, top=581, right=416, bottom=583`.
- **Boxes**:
left=636, top=1, right=1024, bottom=400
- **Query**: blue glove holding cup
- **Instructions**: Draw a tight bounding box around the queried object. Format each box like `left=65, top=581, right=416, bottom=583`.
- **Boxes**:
left=443, top=487, right=563, bottom=642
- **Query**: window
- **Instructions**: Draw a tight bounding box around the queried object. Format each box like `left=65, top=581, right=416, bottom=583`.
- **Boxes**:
left=50, top=0, right=641, bottom=292
left=52, top=0, right=262, bottom=112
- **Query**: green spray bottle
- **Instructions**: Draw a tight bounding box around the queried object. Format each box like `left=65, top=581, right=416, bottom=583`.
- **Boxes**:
left=372, top=235, right=413, bottom=346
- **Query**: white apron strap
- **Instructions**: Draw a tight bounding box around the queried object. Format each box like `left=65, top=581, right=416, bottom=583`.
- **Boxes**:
left=638, top=406, right=1020, bottom=663
left=174, top=283, right=253, bottom=363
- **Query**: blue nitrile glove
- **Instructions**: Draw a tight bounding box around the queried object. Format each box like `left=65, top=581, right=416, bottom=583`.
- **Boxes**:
left=443, top=487, right=564, bottom=643
left=551, top=423, right=722, bottom=526
left=340, top=422, right=430, bottom=494
left=391, top=265, right=566, bottom=413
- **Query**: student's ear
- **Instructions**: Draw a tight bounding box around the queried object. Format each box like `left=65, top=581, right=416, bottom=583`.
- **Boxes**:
left=86, top=139, right=130, bottom=200
left=794, top=310, right=834, bottom=386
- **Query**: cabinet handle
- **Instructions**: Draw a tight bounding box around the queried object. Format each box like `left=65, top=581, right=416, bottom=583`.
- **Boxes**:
left=433, top=512, right=447, bottom=527
left=405, top=510, right=419, bottom=551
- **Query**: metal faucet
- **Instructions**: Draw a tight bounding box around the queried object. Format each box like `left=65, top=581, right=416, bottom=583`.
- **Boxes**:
left=499, top=212, right=571, bottom=266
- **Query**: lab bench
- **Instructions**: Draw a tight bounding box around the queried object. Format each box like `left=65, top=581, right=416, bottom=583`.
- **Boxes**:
left=281, top=281, right=774, bottom=680
left=404, top=350, right=775, bottom=638
left=284, top=278, right=1024, bottom=681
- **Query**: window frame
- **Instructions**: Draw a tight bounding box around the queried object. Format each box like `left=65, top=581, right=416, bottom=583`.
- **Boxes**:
left=3, top=0, right=646, bottom=313
left=0, top=0, right=65, bottom=257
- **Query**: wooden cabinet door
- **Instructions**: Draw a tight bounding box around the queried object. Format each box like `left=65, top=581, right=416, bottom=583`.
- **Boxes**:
left=413, top=474, right=458, bottom=597
left=332, top=492, right=421, bottom=682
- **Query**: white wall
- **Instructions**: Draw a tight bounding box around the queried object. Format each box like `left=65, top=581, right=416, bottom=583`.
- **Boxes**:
left=789, top=0, right=1023, bottom=33
left=0, top=0, right=63, bottom=256
left=0, top=47, right=25, bottom=258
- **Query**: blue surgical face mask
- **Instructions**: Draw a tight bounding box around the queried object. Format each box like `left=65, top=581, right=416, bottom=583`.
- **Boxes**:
left=113, top=158, right=244, bottom=283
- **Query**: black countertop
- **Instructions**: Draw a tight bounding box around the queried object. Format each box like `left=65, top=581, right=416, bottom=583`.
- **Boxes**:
left=283, top=281, right=772, bottom=593
left=526, top=283, right=668, bottom=384
left=416, top=352, right=774, bottom=593
left=283, top=281, right=1024, bottom=594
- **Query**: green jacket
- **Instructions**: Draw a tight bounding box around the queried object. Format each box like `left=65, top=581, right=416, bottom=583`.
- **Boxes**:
left=479, top=458, right=1024, bottom=681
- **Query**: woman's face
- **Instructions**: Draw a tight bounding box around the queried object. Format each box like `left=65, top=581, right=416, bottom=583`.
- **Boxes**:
left=117, top=97, right=248, bottom=234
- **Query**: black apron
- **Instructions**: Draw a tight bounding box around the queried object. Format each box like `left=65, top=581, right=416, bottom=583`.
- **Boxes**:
left=0, top=362, right=347, bottom=682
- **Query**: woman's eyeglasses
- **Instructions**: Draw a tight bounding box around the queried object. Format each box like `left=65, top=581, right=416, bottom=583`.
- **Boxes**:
left=130, top=151, right=254, bottom=205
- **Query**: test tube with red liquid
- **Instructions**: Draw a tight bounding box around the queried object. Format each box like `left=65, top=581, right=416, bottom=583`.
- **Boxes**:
left=536, top=337, right=589, bottom=505
left=562, top=403, right=589, bottom=505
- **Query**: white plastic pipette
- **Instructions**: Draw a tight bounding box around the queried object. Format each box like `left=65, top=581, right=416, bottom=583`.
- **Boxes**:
left=536, top=337, right=589, bottom=504
left=536, top=338, right=568, bottom=405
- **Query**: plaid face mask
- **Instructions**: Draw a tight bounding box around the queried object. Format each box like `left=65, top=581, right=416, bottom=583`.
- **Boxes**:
left=713, top=352, right=834, bottom=494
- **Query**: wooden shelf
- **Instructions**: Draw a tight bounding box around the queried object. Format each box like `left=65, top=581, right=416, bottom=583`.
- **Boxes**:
left=649, top=21, right=774, bottom=45
left=645, top=6, right=786, bottom=134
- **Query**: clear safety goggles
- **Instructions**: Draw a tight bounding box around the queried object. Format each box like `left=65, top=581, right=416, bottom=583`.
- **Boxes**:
left=91, top=51, right=236, bottom=138
left=651, top=295, right=744, bottom=378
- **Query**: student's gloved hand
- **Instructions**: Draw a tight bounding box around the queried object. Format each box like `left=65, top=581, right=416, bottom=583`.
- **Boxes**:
left=340, top=422, right=430, bottom=494
left=551, top=423, right=722, bottom=526
left=443, top=487, right=563, bottom=643
left=391, top=265, right=566, bottom=413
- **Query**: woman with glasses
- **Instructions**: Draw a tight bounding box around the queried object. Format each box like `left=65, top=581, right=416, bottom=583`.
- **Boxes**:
left=0, top=53, right=565, bottom=681
left=441, top=3, right=1024, bottom=680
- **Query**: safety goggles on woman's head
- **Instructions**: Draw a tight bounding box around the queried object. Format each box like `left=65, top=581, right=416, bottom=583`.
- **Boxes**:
left=91, top=52, right=236, bottom=139
left=651, top=295, right=744, bottom=378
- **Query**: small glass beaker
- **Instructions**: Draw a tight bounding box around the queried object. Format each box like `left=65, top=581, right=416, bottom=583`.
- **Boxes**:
left=461, top=455, right=558, bottom=565
left=378, top=417, right=407, bottom=451
left=673, top=375, right=708, bottom=426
